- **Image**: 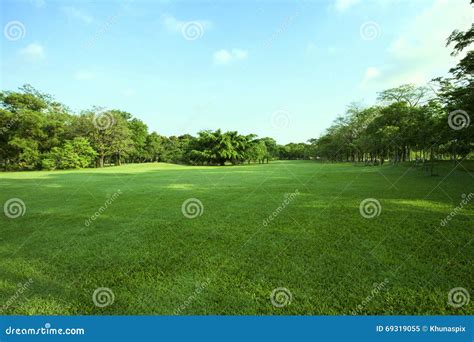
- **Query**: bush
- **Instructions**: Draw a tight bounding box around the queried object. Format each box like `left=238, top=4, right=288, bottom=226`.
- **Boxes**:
left=41, top=157, right=56, bottom=170
left=41, top=138, right=97, bottom=169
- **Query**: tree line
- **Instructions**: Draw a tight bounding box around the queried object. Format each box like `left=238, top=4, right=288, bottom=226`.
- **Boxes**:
left=0, top=91, right=285, bottom=170
left=308, top=19, right=473, bottom=166
left=0, top=20, right=472, bottom=171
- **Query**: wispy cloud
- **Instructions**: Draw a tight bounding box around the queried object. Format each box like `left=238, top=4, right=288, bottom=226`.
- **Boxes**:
left=20, top=43, right=45, bottom=62
left=334, top=0, right=361, bottom=12
left=213, top=49, right=248, bottom=65
left=363, top=0, right=472, bottom=88
left=62, top=6, right=93, bottom=24
left=387, top=0, right=471, bottom=62
left=161, top=13, right=213, bottom=33
left=361, top=67, right=381, bottom=86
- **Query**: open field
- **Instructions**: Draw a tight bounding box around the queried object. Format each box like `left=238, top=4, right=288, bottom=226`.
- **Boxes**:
left=0, top=161, right=472, bottom=315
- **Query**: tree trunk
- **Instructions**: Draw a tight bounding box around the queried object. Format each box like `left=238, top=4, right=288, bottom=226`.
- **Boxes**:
left=98, top=154, right=105, bottom=168
left=429, top=147, right=435, bottom=176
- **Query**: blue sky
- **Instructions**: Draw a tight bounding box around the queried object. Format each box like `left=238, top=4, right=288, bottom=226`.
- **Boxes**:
left=1, top=0, right=472, bottom=143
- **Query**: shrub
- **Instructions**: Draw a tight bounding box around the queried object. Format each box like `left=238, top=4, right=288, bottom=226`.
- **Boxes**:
left=41, top=138, right=97, bottom=169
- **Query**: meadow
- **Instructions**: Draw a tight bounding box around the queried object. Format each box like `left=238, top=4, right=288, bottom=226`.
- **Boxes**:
left=0, top=161, right=472, bottom=315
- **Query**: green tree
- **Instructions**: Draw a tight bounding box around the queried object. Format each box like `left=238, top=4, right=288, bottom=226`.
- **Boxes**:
left=42, top=137, right=97, bottom=169
left=128, top=118, right=148, bottom=163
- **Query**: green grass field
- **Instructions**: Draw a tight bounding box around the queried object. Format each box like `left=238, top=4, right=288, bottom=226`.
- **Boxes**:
left=0, top=161, right=472, bottom=315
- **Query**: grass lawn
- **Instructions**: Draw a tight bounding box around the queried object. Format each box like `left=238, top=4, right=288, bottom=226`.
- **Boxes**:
left=0, top=161, right=472, bottom=315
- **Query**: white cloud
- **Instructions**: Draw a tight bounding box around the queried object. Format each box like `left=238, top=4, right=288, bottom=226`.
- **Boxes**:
left=213, top=50, right=232, bottom=64
left=388, top=0, right=471, bottom=61
left=62, top=6, right=93, bottom=24
left=162, top=14, right=181, bottom=32
left=161, top=13, right=212, bottom=33
left=335, top=0, right=361, bottom=12
left=74, top=70, right=95, bottom=81
left=362, top=67, right=381, bottom=83
left=213, top=49, right=248, bottom=65
left=364, top=0, right=473, bottom=88
left=20, top=43, right=45, bottom=62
